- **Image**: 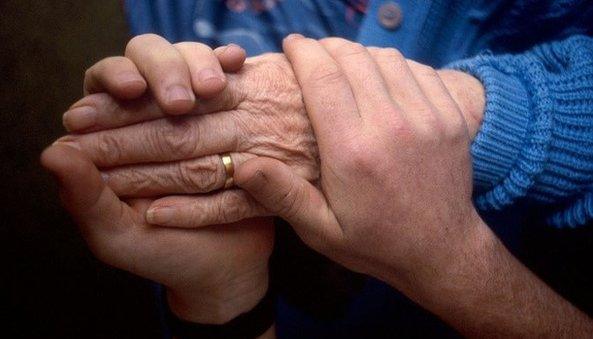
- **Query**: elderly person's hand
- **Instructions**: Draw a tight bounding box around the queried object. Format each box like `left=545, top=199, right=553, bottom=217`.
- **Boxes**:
left=58, top=35, right=484, bottom=228
left=58, top=53, right=317, bottom=227
left=233, top=35, right=593, bottom=337
left=43, top=36, right=275, bottom=333
left=41, top=145, right=274, bottom=325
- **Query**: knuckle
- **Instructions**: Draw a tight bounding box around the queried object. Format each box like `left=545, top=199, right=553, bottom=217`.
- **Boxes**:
left=177, top=157, right=220, bottom=192
left=125, top=33, right=162, bottom=55
left=371, top=48, right=408, bottom=77
left=338, top=140, right=382, bottom=177
left=334, top=42, right=367, bottom=61
left=100, top=56, right=128, bottom=68
left=319, top=37, right=349, bottom=51
left=111, top=168, right=152, bottom=196
left=385, top=117, right=413, bottom=138
left=412, top=63, right=439, bottom=80
left=155, top=119, right=197, bottom=157
left=174, top=41, right=212, bottom=54
left=375, top=47, right=405, bottom=63
left=218, top=191, right=250, bottom=223
left=275, top=181, right=304, bottom=220
left=377, top=103, right=400, bottom=119
left=319, top=36, right=345, bottom=45
left=173, top=41, right=193, bottom=50
left=346, top=150, right=380, bottom=176
left=307, top=63, right=346, bottom=88
left=417, top=117, right=446, bottom=143
left=184, top=202, right=206, bottom=226
left=145, top=57, right=181, bottom=78
left=96, top=133, right=123, bottom=163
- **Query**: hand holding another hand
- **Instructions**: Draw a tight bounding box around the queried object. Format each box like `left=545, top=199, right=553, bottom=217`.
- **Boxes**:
left=58, top=36, right=484, bottom=228
left=43, top=33, right=592, bottom=337
left=42, top=36, right=276, bottom=327
left=233, top=36, right=593, bottom=338
left=236, top=35, right=484, bottom=290
left=45, top=32, right=487, bottom=334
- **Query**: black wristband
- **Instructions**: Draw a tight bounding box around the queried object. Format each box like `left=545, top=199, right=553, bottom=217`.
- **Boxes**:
left=164, top=288, right=275, bottom=339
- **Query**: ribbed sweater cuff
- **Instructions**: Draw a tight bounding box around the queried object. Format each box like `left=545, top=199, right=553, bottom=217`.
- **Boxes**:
left=449, top=35, right=593, bottom=228
left=449, top=56, right=533, bottom=210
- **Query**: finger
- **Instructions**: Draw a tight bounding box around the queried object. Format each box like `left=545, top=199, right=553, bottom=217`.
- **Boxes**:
left=39, top=144, right=138, bottom=265
left=320, top=38, right=400, bottom=123
left=63, top=94, right=163, bottom=132
left=282, top=34, right=360, bottom=153
left=235, top=157, right=343, bottom=252
left=174, top=42, right=227, bottom=99
left=63, top=78, right=241, bottom=134
left=214, top=44, right=247, bottom=73
left=367, top=47, right=436, bottom=129
left=83, top=56, right=147, bottom=99
left=104, top=153, right=254, bottom=198
left=145, top=189, right=268, bottom=228
left=125, top=34, right=195, bottom=115
left=55, top=112, right=241, bottom=167
left=406, top=60, right=466, bottom=133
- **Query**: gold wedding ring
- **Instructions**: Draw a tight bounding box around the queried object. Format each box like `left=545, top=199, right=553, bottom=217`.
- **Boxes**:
left=221, top=153, right=235, bottom=189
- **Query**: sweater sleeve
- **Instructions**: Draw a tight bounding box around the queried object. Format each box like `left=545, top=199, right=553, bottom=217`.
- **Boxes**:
left=448, top=35, right=593, bottom=228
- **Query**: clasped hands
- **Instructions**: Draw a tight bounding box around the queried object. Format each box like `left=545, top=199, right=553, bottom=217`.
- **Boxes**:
left=42, top=34, right=491, bottom=328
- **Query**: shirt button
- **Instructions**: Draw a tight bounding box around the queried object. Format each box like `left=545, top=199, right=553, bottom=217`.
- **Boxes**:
left=378, top=2, right=403, bottom=30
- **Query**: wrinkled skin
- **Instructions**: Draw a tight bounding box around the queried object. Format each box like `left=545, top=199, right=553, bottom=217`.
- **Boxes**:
left=58, top=51, right=483, bottom=227
left=41, top=144, right=274, bottom=321
left=59, top=53, right=319, bottom=196
left=44, top=39, right=290, bottom=325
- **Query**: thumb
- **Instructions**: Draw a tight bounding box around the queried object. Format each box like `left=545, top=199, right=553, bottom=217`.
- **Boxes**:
left=40, top=143, right=131, bottom=234
left=234, top=157, right=342, bottom=251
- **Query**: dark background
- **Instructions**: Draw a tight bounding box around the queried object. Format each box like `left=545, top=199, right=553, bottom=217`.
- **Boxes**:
left=1, top=1, right=592, bottom=338
left=1, top=1, right=162, bottom=338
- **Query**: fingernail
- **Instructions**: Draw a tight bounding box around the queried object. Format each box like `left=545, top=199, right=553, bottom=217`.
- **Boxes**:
left=146, top=207, right=174, bottom=225
left=224, top=43, right=243, bottom=55
left=198, top=68, right=224, bottom=82
left=52, top=139, right=82, bottom=151
left=166, top=85, right=194, bottom=104
left=285, top=33, right=304, bottom=41
left=62, top=106, right=96, bottom=131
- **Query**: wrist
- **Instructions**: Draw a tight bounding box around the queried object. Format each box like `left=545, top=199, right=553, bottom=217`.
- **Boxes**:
left=398, top=212, right=509, bottom=325
left=167, top=264, right=269, bottom=325
left=389, top=210, right=497, bottom=309
left=438, top=69, right=485, bottom=140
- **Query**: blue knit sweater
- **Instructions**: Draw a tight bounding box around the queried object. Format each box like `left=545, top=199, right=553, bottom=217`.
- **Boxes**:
left=125, top=0, right=593, bottom=228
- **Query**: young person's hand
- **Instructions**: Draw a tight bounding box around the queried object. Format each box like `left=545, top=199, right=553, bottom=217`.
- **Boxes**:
left=237, top=34, right=479, bottom=299
left=56, top=38, right=484, bottom=228
left=41, top=144, right=274, bottom=326
left=64, top=33, right=247, bottom=131
left=233, top=35, right=593, bottom=337
left=45, top=35, right=275, bottom=329
left=57, top=49, right=318, bottom=227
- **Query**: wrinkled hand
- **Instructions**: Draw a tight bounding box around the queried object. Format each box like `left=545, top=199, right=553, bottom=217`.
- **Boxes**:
left=41, top=145, right=273, bottom=324
left=234, top=35, right=487, bottom=313
left=58, top=38, right=483, bottom=229
left=236, top=36, right=593, bottom=338
left=58, top=51, right=317, bottom=227
left=45, top=35, right=275, bottom=325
